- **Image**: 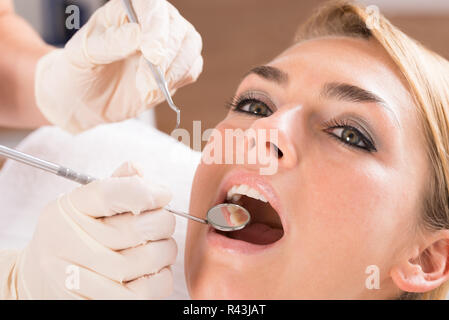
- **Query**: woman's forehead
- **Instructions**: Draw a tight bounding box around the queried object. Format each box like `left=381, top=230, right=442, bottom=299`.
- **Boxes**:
left=262, top=37, right=415, bottom=120
left=269, top=37, right=397, bottom=82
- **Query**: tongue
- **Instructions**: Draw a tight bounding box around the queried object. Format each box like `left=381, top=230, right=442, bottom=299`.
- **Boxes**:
left=227, top=222, right=283, bottom=245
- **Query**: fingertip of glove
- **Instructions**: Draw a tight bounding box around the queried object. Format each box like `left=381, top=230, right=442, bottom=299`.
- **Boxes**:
left=149, top=184, right=172, bottom=209
left=111, top=22, right=142, bottom=52
left=190, top=55, right=204, bottom=82
left=111, top=163, right=172, bottom=213
left=140, top=42, right=166, bottom=67
left=81, top=175, right=172, bottom=216
left=112, top=161, right=144, bottom=178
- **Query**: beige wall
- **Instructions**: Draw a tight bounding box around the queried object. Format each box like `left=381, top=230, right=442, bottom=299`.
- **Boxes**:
left=156, top=0, right=449, bottom=142
left=9, top=1, right=449, bottom=143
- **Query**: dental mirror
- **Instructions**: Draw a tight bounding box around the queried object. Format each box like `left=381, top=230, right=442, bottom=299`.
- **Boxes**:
left=207, top=203, right=251, bottom=231
left=0, top=144, right=251, bottom=232
left=166, top=203, right=251, bottom=232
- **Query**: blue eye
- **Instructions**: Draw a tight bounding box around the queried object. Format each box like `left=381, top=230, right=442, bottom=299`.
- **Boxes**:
left=233, top=99, right=273, bottom=117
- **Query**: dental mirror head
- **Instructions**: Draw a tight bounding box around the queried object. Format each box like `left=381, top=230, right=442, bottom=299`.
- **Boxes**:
left=206, top=203, right=251, bottom=232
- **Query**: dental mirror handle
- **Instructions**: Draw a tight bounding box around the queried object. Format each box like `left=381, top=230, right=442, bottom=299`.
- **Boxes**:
left=165, top=207, right=207, bottom=224
left=0, top=144, right=206, bottom=223
left=121, top=0, right=181, bottom=128
left=0, top=144, right=95, bottom=185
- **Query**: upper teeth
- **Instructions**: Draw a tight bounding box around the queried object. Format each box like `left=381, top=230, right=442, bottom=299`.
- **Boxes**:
left=226, top=184, right=267, bottom=202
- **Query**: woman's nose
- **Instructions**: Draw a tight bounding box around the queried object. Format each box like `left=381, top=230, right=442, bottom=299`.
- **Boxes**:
left=245, top=110, right=299, bottom=171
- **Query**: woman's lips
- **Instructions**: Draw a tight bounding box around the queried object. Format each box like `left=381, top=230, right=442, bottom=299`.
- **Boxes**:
left=212, top=169, right=287, bottom=234
left=207, top=225, right=284, bottom=255
left=205, top=169, right=287, bottom=255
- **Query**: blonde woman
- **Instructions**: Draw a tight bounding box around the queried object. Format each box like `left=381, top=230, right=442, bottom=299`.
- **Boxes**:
left=2, top=0, right=449, bottom=299
left=185, top=1, right=449, bottom=300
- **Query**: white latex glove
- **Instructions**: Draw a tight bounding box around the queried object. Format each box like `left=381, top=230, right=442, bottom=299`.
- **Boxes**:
left=0, top=162, right=177, bottom=299
left=35, top=0, right=203, bottom=133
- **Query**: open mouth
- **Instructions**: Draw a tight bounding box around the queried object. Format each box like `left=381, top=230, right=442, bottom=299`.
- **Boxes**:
left=216, top=184, right=284, bottom=245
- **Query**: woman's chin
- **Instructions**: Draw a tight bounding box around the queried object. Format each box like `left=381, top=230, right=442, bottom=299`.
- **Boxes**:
left=188, top=274, right=267, bottom=300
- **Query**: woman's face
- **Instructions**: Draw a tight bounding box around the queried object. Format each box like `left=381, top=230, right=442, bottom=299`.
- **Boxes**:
left=184, top=37, right=429, bottom=299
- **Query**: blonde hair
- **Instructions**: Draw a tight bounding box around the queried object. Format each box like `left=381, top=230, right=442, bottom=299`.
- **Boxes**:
left=294, top=0, right=449, bottom=300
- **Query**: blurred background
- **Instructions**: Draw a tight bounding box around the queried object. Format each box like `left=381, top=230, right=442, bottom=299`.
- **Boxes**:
left=3, top=0, right=449, bottom=147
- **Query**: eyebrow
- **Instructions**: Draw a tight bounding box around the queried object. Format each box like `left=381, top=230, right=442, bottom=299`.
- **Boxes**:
left=246, top=68, right=385, bottom=106
left=321, top=82, right=400, bottom=127
left=321, top=82, right=386, bottom=105
left=243, top=68, right=399, bottom=126
left=245, top=66, right=289, bottom=85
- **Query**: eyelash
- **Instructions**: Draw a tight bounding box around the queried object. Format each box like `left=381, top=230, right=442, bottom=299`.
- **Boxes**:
left=225, top=93, right=273, bottom=117
left=225, top=94, right=376, bottom=152
left=322, top=118, right=377, bottom=152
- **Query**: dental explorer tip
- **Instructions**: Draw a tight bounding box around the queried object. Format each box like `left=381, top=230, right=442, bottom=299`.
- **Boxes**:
left=175, top=110, right=181, bottom=129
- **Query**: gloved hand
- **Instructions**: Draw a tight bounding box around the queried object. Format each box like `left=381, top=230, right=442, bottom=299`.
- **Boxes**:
left=35, top=0, right=203, bottom=133
left=0, top=162, right=177, bottom=299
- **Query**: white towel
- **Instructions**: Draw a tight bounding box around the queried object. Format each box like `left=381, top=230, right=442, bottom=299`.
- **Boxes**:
left=0, top=119, right=201, bottom=299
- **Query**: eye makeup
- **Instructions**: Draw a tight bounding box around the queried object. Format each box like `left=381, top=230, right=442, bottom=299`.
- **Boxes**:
left=225, top=90, right=379, bottom=153
left=321, top=116, right=377, bottom=152
left=225, top=90, right=276, bottom=118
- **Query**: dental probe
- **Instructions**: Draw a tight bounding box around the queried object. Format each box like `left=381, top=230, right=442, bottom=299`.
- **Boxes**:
left=0, top=144, right=250, bottom=231
left=121, top=0, right=181, bottom=129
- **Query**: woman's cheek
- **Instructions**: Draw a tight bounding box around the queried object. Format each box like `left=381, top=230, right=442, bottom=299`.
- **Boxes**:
left=300, top=155, right=399, bottom=248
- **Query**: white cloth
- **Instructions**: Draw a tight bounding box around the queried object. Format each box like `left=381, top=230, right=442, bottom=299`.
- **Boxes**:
left=0, top=120, right=201, bottom=299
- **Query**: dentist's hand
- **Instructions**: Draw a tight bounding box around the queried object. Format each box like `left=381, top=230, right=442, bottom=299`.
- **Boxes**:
left=35, top=0, right=203, bottom=133
left=0, top=162, right=177, bottom=299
